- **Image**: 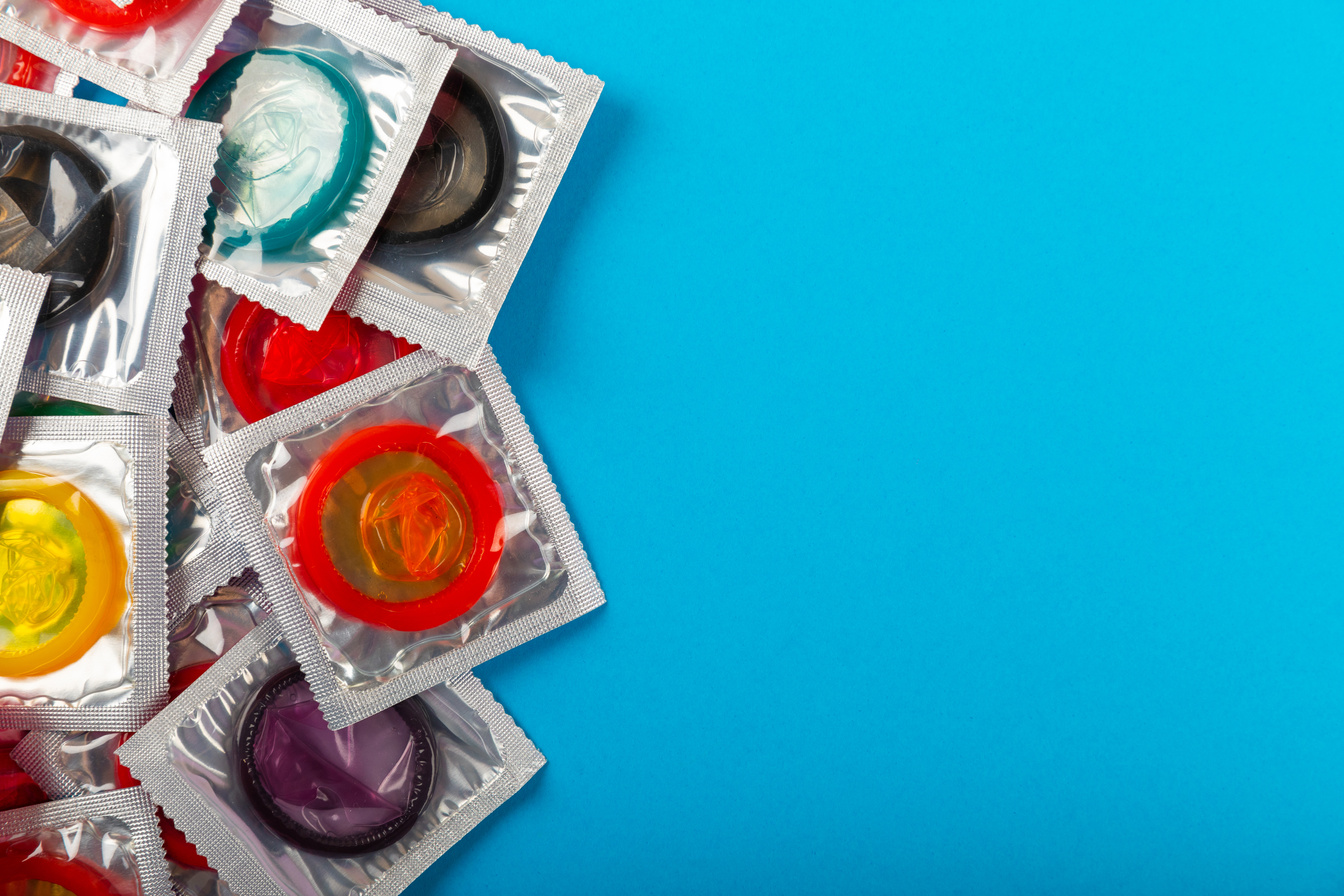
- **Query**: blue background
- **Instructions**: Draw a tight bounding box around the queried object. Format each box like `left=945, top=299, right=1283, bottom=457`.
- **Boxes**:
left=401, top=1, right=1344, bottom=893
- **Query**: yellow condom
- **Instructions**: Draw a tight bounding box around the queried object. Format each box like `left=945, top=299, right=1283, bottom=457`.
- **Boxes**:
left=0, top=470, right=126, bottom=677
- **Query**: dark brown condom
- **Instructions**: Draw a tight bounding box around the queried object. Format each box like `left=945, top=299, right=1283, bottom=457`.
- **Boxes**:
left=376, top=70, right=505, bottom=245
left=0, top=126, right=115, bottom=324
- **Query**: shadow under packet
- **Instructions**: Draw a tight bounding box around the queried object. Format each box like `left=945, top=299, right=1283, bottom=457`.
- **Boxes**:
left=198, top=347, right=603, bottom=729
left=0, top=786, right=171, bottom=896
left=0, top=416, right=169, bottom=731
left=0, top=86, right=221, bottom=416
left=116, top=614, right=543, bottom=896
left=13, top=575, right=269, bottom=894
left=184, top=0, right=455, bottom=330
left=336, top=0, right=603, bottom=368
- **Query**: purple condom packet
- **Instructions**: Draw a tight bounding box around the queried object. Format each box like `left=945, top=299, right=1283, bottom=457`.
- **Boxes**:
left=116, top=615, right=544, bottom=896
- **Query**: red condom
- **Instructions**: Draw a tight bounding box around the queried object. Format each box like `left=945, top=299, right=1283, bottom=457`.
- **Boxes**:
left=47, top=0, right=195, bottom=32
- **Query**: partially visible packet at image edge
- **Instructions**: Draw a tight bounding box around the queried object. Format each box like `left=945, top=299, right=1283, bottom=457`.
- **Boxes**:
left=0, top=0, right=248, bottom=115
left=338, top=0, right=604, bottom=367
left=116, top=615, right=543, bottom=896
left=0, top=786, right=171, bottom=896
left=0, top=86, right=221, bottom=417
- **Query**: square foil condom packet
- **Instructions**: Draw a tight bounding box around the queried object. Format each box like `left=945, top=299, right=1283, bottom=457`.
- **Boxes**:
left=0, top=786, right=170, bottom=896
left=0, top=267, right=49, bottom=434
left=0, top=0, right=247, bottom=115
left=204, top=349, right=603, bottom=729
left=185, top=0, right=455, bottom=330
left=339, top=0, right=603, bottom=368
left=0, top=87, right=221, bottom=416
left=0, top=416, right=168, bottom=731
left=13, top=576, right=268, bottom=892
left=116, top=616, right=544, bottom=896
left=173, top=277, right=419, bottom=452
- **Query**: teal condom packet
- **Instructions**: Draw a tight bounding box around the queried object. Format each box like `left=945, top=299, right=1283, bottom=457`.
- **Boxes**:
left=186, top=0, right=455, bottom=331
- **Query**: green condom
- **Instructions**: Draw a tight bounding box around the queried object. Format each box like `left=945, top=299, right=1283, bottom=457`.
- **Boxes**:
left=187, top=49, right=370, bottom=252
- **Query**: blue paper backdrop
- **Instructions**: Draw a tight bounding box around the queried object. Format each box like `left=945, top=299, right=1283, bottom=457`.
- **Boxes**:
left=158, top=0, right=1344, bottom=891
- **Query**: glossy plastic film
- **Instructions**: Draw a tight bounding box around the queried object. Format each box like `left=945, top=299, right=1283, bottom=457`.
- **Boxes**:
left=117, top=616, right=542, bottom=896
left=0, top=88, right=220, bottom=416
left=14, top=578, right=264, bottom=896
left=0, top=42, right=69, bottom=95
left=339, top=0, right=602, bottom=367
left=204, top=350, right=602, bottom=729
left=0, top=417, right=167, bottom=731
left=0, top=0, right=246, bottom=115
left=0, top=267, right=48, bottom=433
left=165, top=422, right=246, bottom=618
left=12, top=575, right=267, bottom=804
left=173, top=278, right=416, bottom=452
left=0, top=787, right=169, bottom=896
left=188, top=0, right=455, bottom=330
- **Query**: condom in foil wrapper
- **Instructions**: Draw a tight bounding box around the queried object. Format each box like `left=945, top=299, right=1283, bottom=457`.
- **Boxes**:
left=0, top=786, right=170, bottom=896
left=337, top=0, right=602, bottom=368
left=0, top=0, right=245, bottom=115
left=116, top=614, right=542, bottom=896
left=0, top=87, right=221, bottom=416
left=0, top=267, right=48, bottom=433
left=0, top=41, right=71, bottom=95
left=13, top=577, right=266, bottom=892
left=0, top=416, right=167, bottom=731
left=165, top=421, right=247, bottom=618
left=201, top=349, right=602, bottom=728
left=185, top=0, right=454, bottom=331
left=173, top=277, right=418, bottom=452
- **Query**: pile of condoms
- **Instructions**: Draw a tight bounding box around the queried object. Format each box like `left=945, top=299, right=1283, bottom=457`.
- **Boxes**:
left=0, top=0, right=605, bottom=894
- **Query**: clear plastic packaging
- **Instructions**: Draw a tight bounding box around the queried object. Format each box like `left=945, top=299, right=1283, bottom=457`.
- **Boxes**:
left=14, top=577, right=266, bottom=893
left=0, top=0, right=247, bottom=115
left=166, top=421, right=247, bottom=618
left=0, top=87, right=221, bottom=416
left=0, top=416, right=168, bottom=731
left=118, top=615, right=542, bottom=896
left=174, top=277, right=417, bottom=452
left=0, top=40, right=71, bottom=94
left=0, top=786, right=170, bottom=896
left=188, top=0, right=455, bottom=330
left=338, top=0, right=603, bottom=367
left=204, top=349, right=603, bottom=728
left=13, top=575, right=268, bottom=804
left=0, top=267, right=49, bottom=433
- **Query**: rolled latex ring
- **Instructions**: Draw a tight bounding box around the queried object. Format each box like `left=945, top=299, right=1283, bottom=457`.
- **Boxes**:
left=236, top=666, right=436, bottom=855
left=220, top=297, right=418, bottom=423
left=0, top=470, right=126, bottom=677
left=377, top=70, right=505, bottom=244
left=0, top=843, right=124, bottom=896
left=47, top=0, right=196, bottom=33
left=0, top=127, right=116, bottom=325
left=187, top=49, right=369, bottom=251
left=294, top=423, right=504, bottom=631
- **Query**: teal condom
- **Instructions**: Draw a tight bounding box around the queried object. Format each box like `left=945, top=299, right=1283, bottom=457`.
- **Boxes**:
left=187, top=49, right=370, bottom=252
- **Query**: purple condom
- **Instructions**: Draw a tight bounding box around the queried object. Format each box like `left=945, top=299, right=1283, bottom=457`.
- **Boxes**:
left=239, top=668, right=434, bottom=854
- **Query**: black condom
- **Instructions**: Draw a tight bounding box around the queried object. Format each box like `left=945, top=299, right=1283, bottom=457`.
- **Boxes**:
left=237, top=667, right=436, bottom=855
left=0, top=126, right=114, bottom=324
left=376, top=70, right=505, bottom=245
